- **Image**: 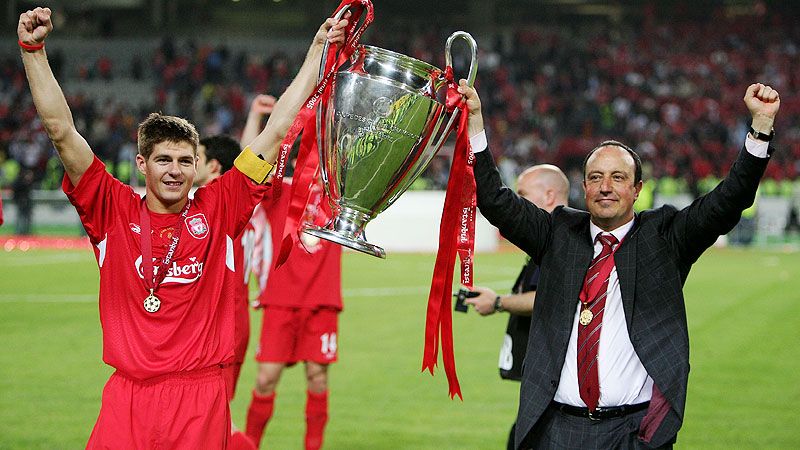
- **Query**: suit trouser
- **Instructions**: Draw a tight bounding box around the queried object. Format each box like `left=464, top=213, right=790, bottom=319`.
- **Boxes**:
left=520, top=403, right=672, bottom=450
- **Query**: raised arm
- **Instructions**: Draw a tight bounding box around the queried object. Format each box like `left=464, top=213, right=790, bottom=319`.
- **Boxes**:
left=240, top=94, right=276, bottom=148
left=18, top=7, right=93, bottom=186
left=459, top=80, right=553, bottom=261
left=246, top=16, right=348, bottom=162
left=669, top=83, right=780, bottom=263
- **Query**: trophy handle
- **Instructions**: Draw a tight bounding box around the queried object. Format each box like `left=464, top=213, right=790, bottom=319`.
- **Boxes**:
left=316, top=5, right=352, bottom=198
left=316, top=1, right=373, bottom=195
left=427, top=31, right=479, bottom=152
left=445, top=31, right=478, bottom=86
left=317, top=5, right=354, bottom=84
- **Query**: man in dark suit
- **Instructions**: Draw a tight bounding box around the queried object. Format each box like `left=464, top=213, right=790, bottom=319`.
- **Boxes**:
left=455, top=79, right=780, bottom=449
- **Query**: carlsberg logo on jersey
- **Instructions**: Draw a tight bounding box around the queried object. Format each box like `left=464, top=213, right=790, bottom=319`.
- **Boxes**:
left=134, top=255, right=204, bottom=284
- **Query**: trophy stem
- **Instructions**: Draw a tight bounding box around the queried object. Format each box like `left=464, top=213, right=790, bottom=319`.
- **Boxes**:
left=302, top=206, right=386, bottom=258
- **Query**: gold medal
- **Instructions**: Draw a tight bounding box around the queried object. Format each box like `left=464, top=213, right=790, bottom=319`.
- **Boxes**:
left=579, top=308, right=593, bottom=326
left=143, top=289, right=161, bottom=313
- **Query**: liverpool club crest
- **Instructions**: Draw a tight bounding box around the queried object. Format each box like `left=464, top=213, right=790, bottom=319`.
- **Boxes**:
left=185, top=213, right=209, bottom=239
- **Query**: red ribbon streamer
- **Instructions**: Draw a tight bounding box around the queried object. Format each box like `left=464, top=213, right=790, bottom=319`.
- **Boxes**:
left=271, top=0, right=373, bottom=268
left=422, top=67, right=476, bottom=400
left=276, top=116, right=320, bottom=263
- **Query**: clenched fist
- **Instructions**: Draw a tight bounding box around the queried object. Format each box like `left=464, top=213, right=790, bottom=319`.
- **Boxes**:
left=744, top=83, right=780, bottom=134
left=18, top=7, right=53, bottom=46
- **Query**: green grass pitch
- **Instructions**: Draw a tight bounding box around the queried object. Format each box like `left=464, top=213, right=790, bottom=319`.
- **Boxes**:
left=0, top=247, right=798, bottom=449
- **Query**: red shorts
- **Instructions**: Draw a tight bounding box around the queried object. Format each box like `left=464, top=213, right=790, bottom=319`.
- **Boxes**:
left=86, top=366, right=230, bottom=449
left=256, top=306, right=339, bottom=365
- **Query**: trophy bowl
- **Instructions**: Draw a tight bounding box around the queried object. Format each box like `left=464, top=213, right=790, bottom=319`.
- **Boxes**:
left=303, top=29, right=478, bottom=258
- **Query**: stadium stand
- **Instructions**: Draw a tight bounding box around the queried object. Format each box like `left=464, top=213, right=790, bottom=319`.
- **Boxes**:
left=1, top=3, right=798, bottom=241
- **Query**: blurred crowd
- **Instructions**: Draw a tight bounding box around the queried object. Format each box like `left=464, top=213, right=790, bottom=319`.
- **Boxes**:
left=2, top=11, right=800, bottom=213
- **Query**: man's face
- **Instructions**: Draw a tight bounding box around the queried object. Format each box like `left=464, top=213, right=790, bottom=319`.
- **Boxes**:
left=583, top=145, right=642, bottom=231
left=136, top=140, right=196, bottom=212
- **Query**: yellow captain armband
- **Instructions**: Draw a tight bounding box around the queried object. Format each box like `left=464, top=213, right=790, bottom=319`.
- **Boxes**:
left=234, top=146, right=274, bottom=184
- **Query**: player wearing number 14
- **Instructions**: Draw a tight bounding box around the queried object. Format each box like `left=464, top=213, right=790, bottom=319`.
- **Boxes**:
left=245, top=177, right=343, bottom=450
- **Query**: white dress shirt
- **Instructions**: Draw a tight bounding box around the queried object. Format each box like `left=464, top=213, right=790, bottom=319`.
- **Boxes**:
left=554, top=219, right=654, bottom=407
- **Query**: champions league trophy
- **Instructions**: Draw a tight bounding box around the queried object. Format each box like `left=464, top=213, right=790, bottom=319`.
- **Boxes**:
left=302, top=14, right=478, bottom=258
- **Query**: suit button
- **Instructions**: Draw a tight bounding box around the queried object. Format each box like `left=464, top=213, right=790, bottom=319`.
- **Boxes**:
left=550, top=380, right=558, bottom=388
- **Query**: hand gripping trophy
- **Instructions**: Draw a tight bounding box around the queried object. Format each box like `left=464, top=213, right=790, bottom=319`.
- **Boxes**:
left=303, top=3, right=478, bottom=258
left=274, top=0, right=480, bottom=398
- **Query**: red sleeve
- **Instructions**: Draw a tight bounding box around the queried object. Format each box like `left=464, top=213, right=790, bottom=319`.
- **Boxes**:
left=200, top=167, right=269, bottom=238
left=62, top=156, right=138, bottom=245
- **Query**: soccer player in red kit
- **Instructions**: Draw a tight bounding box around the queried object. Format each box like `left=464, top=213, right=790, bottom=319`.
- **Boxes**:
left=18, top=6, right=348, bottom=449
left=245, top=178, right=343, bottom=450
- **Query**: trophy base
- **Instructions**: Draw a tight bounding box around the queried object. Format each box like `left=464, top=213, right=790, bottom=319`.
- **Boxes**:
left=302, top=226, right=386, bottom=259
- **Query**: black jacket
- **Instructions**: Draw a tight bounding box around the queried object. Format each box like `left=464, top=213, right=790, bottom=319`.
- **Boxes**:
left=473, top=144, right=769, bottom=448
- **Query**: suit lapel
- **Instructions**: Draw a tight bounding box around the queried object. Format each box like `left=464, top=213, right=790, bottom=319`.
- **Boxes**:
left=616, top=219, right=639, bottom=330
left=563, top=219, right=593, bottom=325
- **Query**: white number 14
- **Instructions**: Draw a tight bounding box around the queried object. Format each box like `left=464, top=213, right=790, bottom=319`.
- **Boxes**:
left=320, top=333, right=337, bottom=356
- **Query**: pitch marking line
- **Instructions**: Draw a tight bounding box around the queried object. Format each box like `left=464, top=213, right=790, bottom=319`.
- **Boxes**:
left=1, top=280, right=516, bottom=303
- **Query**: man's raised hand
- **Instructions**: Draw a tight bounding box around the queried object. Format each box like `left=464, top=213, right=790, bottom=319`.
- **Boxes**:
left=18, top=7, right=53, bottom=46
left=312, top=13, right=350, bottom=48
left=457, top=79, right=485, bottom=138
left=744, top=83, right=780, bottom=134
left=250, top=94, right=277, bottom=116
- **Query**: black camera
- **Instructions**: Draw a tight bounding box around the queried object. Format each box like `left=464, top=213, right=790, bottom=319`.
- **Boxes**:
left=453, top=288, right=479, bottom=313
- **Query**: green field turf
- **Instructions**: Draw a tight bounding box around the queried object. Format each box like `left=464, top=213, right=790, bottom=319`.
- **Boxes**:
left=0, top=247, right=798, bottom=449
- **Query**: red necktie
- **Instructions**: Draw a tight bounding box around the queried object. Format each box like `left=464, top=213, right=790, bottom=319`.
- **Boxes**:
left=577, top=233, right=618, bottom=411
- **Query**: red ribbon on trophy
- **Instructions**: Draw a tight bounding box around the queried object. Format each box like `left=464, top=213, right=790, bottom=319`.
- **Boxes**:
left=421, top=66, right=476, bottom=400
left=271, top=0, right=374, bottom=268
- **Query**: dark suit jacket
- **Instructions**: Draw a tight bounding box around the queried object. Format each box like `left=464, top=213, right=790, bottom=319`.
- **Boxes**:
left=474, top=145, right=770, bottom=449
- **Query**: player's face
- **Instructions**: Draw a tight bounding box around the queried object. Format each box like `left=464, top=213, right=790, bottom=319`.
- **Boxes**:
left=583, top=145, right=642, bottom=231
left=136, top=140, right=197, bottom=212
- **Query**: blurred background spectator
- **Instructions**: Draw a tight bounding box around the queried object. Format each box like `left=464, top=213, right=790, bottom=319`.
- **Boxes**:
left=1, top=0, right=798, bottom=241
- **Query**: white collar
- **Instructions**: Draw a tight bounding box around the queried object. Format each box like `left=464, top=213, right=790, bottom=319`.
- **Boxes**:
left=589, top=217, right=635, bottom=244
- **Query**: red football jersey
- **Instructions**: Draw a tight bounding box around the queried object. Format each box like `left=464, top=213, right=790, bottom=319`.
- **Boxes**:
left=230, top=208, right=262, bottom=364
left=63, top=156, right=267, bottom=380
left=255, top=179, right=342, bottom=310
left=250, top=204, right=269, bottom=293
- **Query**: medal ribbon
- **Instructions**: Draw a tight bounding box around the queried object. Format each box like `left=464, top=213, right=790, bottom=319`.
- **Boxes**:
left=421, top=66, right=476, bottom=400
left=578, top=233, right=625, bottom=307
left=139, top=199, right=192, bottom=297
left=271, top=0, right=374, bottom=268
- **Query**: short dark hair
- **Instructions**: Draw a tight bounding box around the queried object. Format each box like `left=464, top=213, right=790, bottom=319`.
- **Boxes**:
left=199, top=135, right=241, bottom=174
left=581, top=140, right=642, bottom=184
left=137, top=113, right=199, bottom=160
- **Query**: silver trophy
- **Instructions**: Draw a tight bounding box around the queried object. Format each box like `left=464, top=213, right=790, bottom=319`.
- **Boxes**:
left=302, top=14, right=477, bottom=258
